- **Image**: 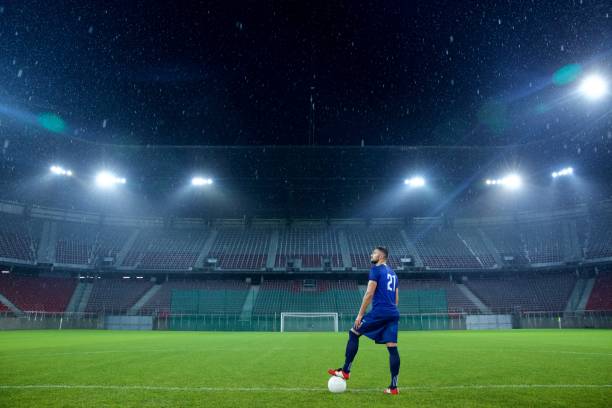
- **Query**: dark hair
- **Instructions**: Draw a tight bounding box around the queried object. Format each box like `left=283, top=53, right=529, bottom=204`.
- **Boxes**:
left=375, top=246, right=389, bottom=259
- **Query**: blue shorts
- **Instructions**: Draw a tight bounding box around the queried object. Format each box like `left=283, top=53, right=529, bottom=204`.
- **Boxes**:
left=353, top=312, right=399, bottom=344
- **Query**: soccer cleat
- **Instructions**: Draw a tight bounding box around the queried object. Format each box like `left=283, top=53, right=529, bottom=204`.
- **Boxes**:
left=327, top=368, right=350, bottom=380
left=383, top=387, right=399, bottom=395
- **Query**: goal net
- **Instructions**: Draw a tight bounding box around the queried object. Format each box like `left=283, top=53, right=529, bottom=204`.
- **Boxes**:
left=280, top=312, right=339, bottom=332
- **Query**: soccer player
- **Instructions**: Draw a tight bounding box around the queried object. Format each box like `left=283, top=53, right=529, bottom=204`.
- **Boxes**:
left=328, top=246, right=400, bottom=395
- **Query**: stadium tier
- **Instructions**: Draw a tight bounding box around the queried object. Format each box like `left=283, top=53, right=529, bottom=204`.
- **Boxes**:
left=585, top=217, right=612, bottom=260
left=253, top=280, right=362, bottom=315
left=586, top=274, right=612, bottom=310
left=0, top=213, right=37, bottom=262
left=345, top=227, right=409, bottom=269
left=465, top=273, right=577, bottom=312
left=1, top=203, right=612, bottom=271
left=275, top=227, right=343, bottom=268
left=398, top=280, right=479, bottom=313
left=455, top=228, right=498, bottom=268
left=208, top=227, right=270, bottom=270
left=85, top=279, right=154, bottom=313
left=410, top=227, right=481, bottom=269
left=141, top=280, right=250, bottom=314
left=0, top=275, right=76, bottom=312
left=521, top=222, right=566, bottom=264
left=0, top=272, right=611, bottom=316
left=53, top=223, right=134, bottom=267
left=121, top=228, right=208, bottom=270
left=55, top=221, right=97, bottom=265
left=93, top=226, right=133, bottom=262
left=479, top=225, right=529, bottom=264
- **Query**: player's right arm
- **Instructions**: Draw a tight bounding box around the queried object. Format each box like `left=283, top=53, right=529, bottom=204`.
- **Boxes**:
left=355, top=280, right=376, bottom=328
left=395, top=287, right=399, bottom=306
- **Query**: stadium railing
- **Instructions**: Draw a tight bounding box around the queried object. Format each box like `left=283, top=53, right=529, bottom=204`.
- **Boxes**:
left=1, top=310, right=611, bottom=331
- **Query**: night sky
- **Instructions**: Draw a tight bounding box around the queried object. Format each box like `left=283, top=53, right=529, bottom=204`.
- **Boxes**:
left=1, top=1, right=611, bottom=147
left=0, top=1, right=611, bottom=217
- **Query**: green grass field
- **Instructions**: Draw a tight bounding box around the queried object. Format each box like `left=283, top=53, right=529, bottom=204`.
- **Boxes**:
left=0, top=329, right=611, bottom=407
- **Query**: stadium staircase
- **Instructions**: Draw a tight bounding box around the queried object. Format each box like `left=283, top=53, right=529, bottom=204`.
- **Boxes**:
left=36, top=220, right=58, bottom=264
left=115, top=230, right=140, bottom=268
left=570, top=220, right=585, bottom=261
left=266, top=230, right=279, bottom=269
left=337, top=230, right=352, bottom=269
left=565, top=220, right=582, bottom=262
left=582, top=218, right=592, bottom=260
left=65, top=282, right=86, bottom=313
left=400, top=229, right=423, bottom=267
left=456, top=283, right=490, bottom=313
left=456, top=233, right=486, bottom=268
left=477, top=228, right=502, bottom=266
left=565, top=278, right=586, bottom=312
left=76, top=282, right=93, bottom=313
left=128, top=284, right=162, bottom=315
left=239, top=285, right=258, bottom=320
left=0, top=292, right=23, bottom=316
left=576, top=277, right=596, bottom=311
left=194, top=230, right=218, bottom=268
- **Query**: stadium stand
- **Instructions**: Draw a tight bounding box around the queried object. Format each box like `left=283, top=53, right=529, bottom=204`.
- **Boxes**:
left=208, top=227, right=270, bottom=269
left=465, top=273, right=576, bottom=312
left=253, top=280, right=361, bottom=315
left=0, top=271, right=607, bottom=316
left=2, top=203, right=612, bottom=271
left=575, top=216, right=589, bottom=257
left=93, top=225, right=133, bottom=261
left=275, top=227, right=342, bottom=268
left=0, top=213, right=36, bottom=262
left=0, top=275, right=76, bottom=312
left=142, top=280, right=249, bottom=314
left=410, top=227, right=481, bottom=269
left=122, top=228, right=208, bottom=270
left=398, top=280, right=479, bottom=313
left=55, top=221, right=97, bottom=265
left=345, top=227, right=409, bottom=269
left=521, top=222, right=565, bottom=264
left=85, top=279, right=154, bottom=312
left=480, top=225, right=529, bottom=264
left=455, top=228, right=497, bottom=268
left=586, top=274, right=612, bottom=310
left=585, top=217, right=612, bottom=259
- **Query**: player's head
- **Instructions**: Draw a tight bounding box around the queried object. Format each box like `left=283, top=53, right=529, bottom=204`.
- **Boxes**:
left=371, top=246, right=388, bottom=264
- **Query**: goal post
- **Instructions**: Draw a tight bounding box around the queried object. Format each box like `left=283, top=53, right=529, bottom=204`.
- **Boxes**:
left=280, top=312, right=339, bottom=332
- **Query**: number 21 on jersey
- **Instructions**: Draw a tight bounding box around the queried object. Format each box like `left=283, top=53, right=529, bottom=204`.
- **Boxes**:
left=386, top=273, right=397, bottom=291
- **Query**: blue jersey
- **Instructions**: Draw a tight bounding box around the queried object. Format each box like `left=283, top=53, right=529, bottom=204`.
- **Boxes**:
left=368, top=263, right=399, bottom=317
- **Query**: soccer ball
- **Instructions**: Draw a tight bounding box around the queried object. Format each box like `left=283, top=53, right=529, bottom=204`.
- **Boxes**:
left=327, top=376, right=347, bottom=393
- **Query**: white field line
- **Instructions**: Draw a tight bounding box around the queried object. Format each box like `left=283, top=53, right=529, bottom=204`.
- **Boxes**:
left=4, top=348, right=611, bottom=357
left=534, top=350, right=612, bottom=357
left=2, top=347, right=313, bottom=356
left=449, top=348, right=612, bottom=357
left=0, top=384, right=610, bottom=393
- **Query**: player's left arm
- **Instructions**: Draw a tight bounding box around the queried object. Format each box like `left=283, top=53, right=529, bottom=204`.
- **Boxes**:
left=355, top=280, right=377, bottom=328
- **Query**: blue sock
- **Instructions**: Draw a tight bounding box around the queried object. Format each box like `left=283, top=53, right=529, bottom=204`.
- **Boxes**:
left=342, top=330, right=360, bottom=373
left=388, top=346, right=400, bottom=389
